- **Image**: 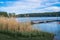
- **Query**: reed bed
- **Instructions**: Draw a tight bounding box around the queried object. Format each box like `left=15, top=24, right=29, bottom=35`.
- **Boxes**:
left=0, top=17, right=54, bottom=40
left=0, top=17, right=32, bottom=32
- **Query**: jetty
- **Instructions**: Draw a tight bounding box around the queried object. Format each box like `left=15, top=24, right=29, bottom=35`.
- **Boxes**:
left=31, top=20, right=60, bottom=24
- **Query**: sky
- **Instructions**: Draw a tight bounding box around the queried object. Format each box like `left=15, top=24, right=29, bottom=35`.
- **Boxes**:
left=0, top=0, right=60, bottom=14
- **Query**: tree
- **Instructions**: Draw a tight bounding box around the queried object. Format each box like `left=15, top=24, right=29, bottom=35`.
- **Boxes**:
left=0, top=12, right=8, bottom=17
left=8, top=13, right=16, bottom=17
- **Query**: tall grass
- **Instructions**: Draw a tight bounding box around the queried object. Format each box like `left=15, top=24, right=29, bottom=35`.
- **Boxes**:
left=0, top=17, right=32, bottom=32
left=0, top=17, right=54, bottom=40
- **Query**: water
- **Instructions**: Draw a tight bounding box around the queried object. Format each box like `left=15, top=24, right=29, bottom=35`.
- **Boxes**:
left=32, top=22, right=58, bottom=33
left=16, top=17, right=60, bottom=40
left=16, top=17, right=60, bottom=22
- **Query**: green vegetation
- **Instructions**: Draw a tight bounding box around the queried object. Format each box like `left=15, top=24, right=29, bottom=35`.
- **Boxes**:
left=0, top=17, right=54, bottom=40
left=0, top=12, right=8, bottom=17
left=0, top=12, right=60, bottom=17
left=0, top=30, right=54, bottom=40
left=0, top=12, right=16, bottom=17
left=16, top=12, right=60, bottom=17
left=0, top=12, right=55, bottom=40
left=8, top=13, right=16, bottom=17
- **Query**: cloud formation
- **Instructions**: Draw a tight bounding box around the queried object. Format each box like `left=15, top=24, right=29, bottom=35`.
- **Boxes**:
left=0, top=0, right=60, bottom=14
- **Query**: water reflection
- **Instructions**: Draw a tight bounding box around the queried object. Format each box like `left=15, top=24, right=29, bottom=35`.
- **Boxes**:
left=16, top=17, right=60, bottom=40
left=32, top=22, right=58, bottom=34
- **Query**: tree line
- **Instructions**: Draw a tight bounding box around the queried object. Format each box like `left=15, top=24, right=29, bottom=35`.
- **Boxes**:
left=0, top=12, right=60, bottom=17
left=0, top=12, right=16, bottom=17
left=16, top=12, right=60, bottom=17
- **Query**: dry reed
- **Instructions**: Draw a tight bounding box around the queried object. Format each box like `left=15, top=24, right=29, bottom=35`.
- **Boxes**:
left=0, top=17, right=32, bottom=32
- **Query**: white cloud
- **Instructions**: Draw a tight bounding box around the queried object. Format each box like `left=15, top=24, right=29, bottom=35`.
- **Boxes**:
left=40, top=6, right=60, bottom=12
left=0, top=0, right=60, bottom=14
left=0, top=0, right=43, bottom=14
left=24, top=0, right=40, bottom=2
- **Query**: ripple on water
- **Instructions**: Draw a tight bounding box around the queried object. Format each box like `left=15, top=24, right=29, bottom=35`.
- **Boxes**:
left=32, top=22, right=60, bottom=40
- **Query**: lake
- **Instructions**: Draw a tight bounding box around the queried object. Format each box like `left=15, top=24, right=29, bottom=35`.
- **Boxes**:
left=16, top=17, right=60, bottom=40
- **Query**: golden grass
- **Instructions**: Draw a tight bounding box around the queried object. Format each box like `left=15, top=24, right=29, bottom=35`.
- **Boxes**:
left=0, top=17, right=32, bottom=32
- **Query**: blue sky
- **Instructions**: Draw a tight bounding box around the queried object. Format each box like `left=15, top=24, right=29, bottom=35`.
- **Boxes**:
left=0, top=0, right=60, bottom=14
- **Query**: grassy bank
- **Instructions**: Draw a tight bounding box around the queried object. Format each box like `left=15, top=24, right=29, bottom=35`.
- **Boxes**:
left=0, top=17, right=54, bottom=40
left=0, top=30, right=54, bottom=40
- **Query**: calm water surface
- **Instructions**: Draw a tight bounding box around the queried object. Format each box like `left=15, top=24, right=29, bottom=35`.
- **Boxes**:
left=16, top=17, right=60, bottom=40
